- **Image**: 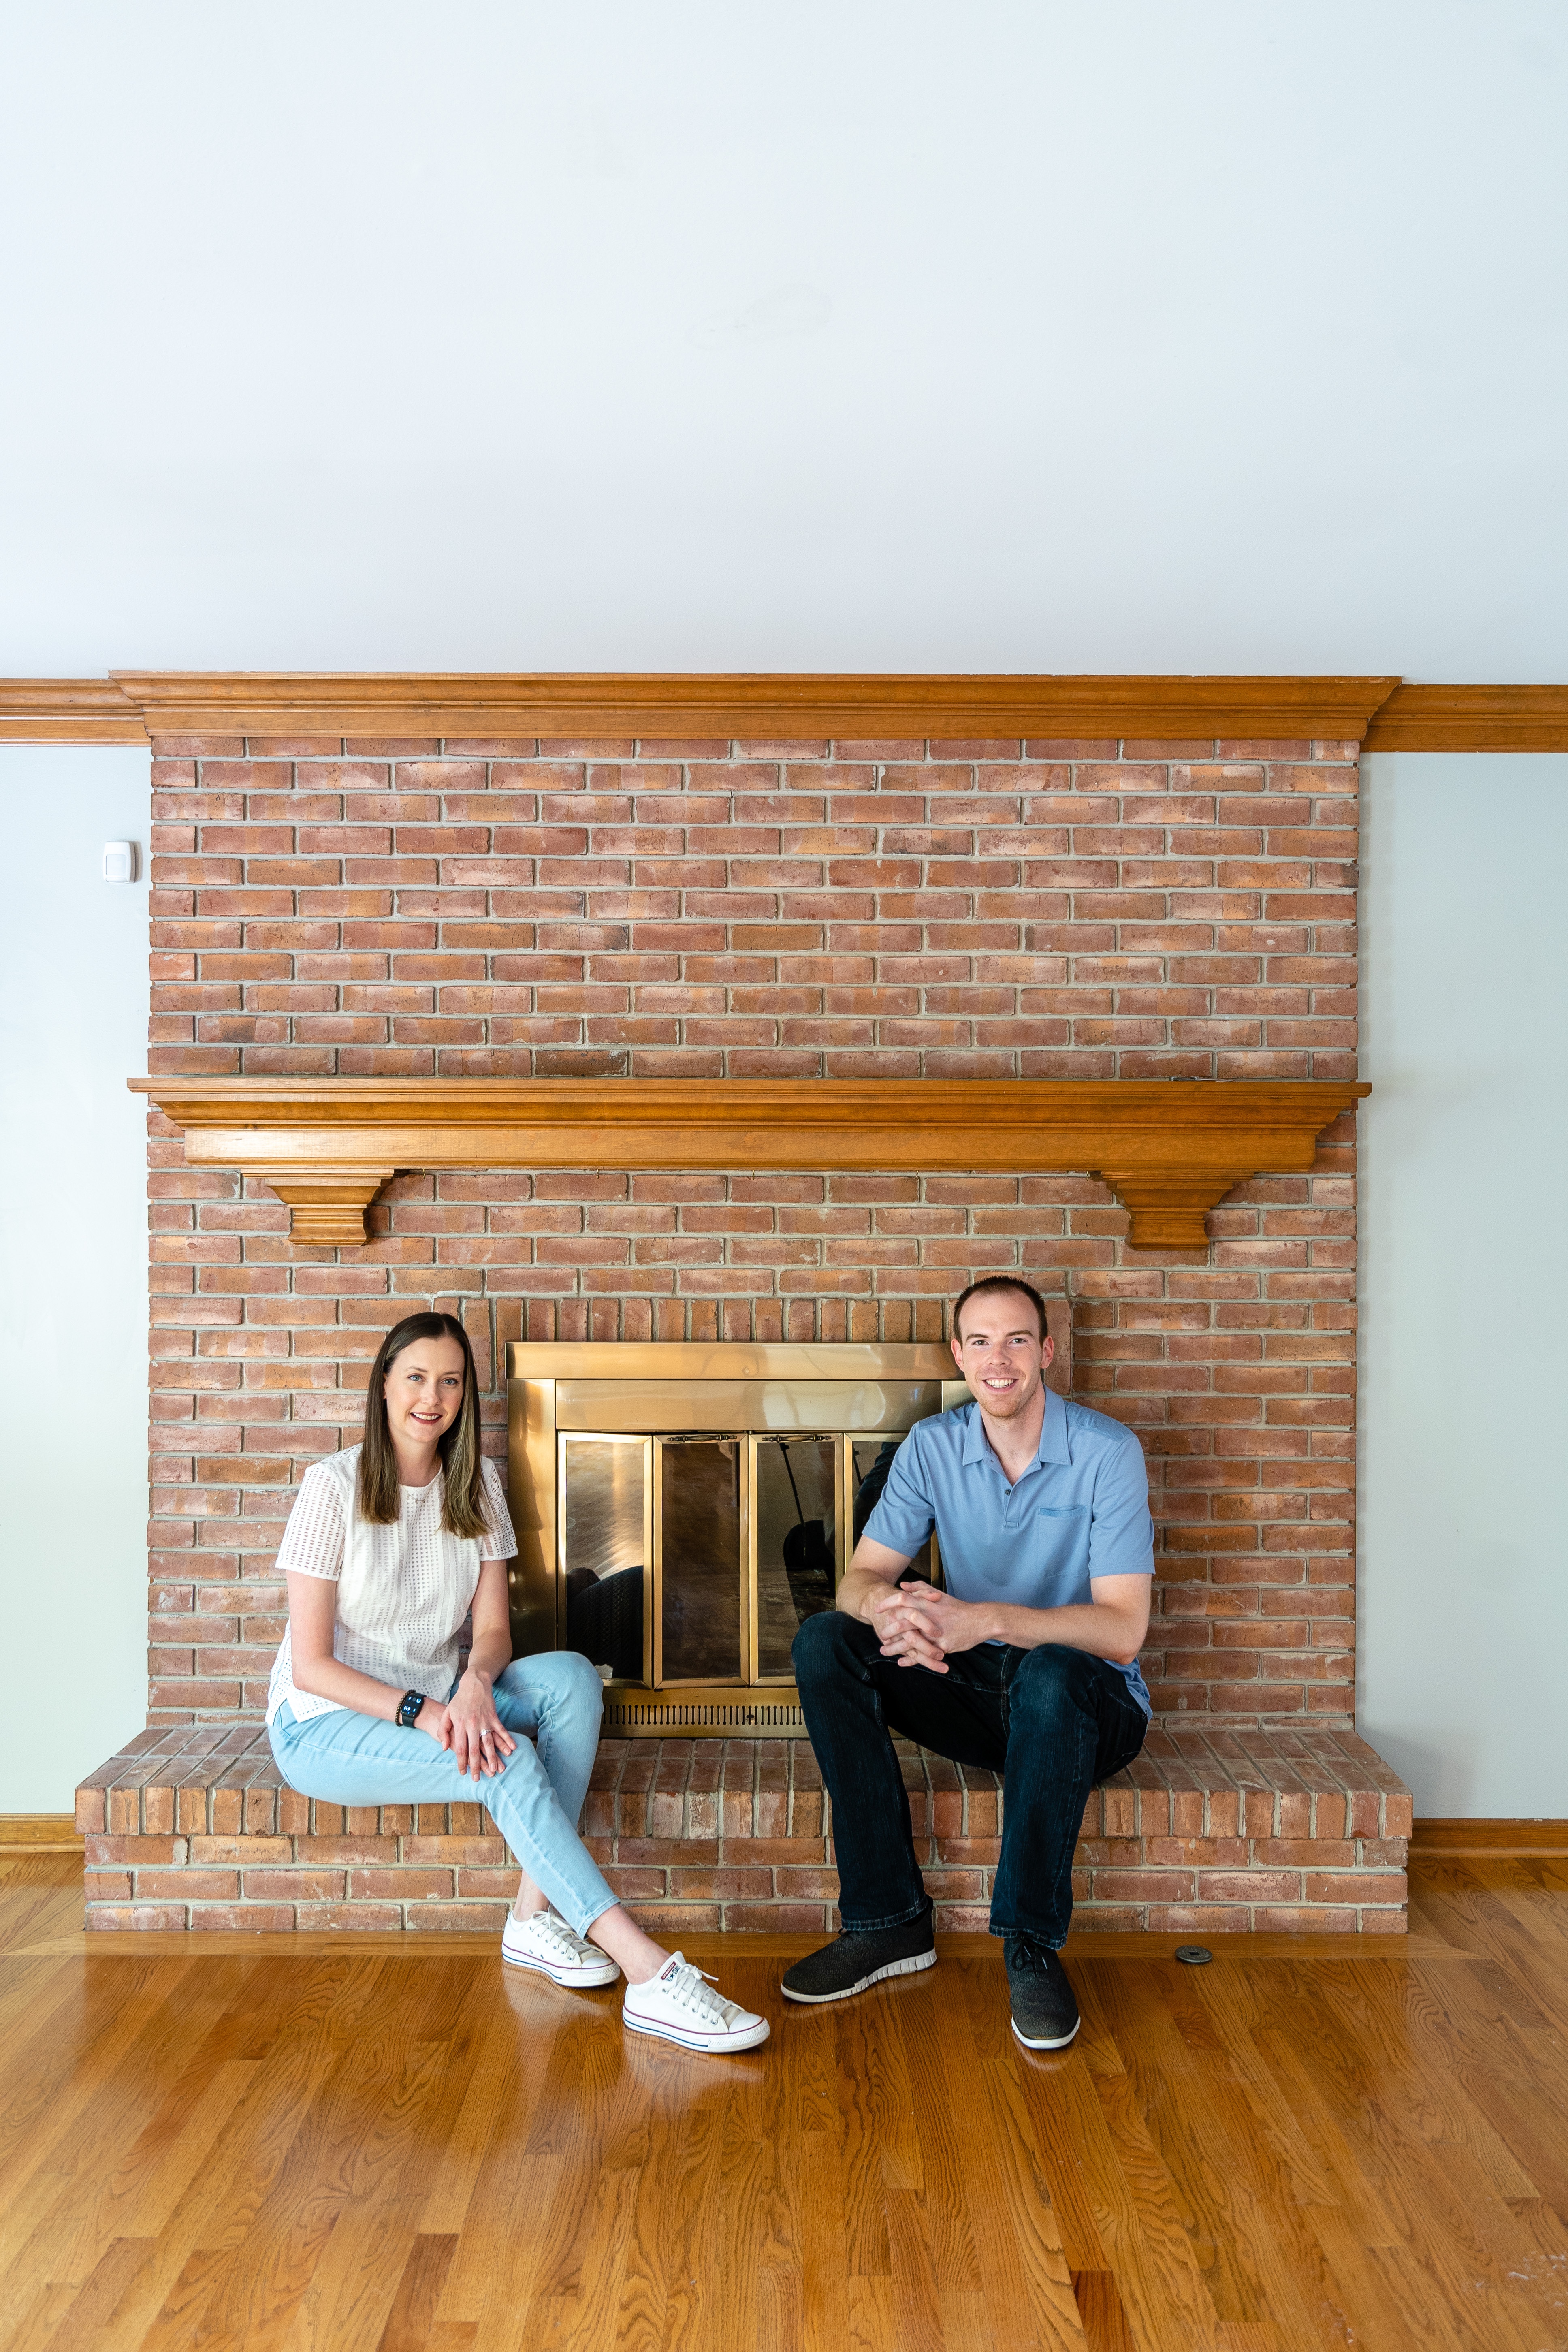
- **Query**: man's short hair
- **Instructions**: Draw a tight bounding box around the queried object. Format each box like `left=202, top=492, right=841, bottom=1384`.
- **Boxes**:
left=951, top=1275, right=1051, bottom=1344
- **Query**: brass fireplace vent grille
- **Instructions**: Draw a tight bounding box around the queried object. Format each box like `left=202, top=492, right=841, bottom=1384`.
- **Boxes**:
left=505, top=1341, right=960, bottom=1736
left=603, top=1695, right=808, bottom=1734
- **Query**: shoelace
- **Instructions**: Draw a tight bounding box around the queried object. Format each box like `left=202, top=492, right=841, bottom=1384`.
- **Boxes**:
left=520, top=1910, right=589, bottom=1960
left=662, top=1962, right=735, bottom=2024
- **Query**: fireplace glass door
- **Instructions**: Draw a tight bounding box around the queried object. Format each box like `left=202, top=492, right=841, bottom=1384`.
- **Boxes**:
left=559, top=1432, right=652, bottom=1686
left=753, top=1434, right=837, bottom=1677
left=557, top=1427, right=901, bottom=1690
left=658, top=1436, right=744, bottom=1682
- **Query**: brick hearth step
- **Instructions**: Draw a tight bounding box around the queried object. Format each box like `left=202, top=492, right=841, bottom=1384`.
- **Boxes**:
left=76, top=1724, right=1410, bottom=1935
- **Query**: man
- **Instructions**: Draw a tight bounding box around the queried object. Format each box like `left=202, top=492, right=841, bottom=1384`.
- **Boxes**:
left=784, top=1276, right=1154, bottom=2049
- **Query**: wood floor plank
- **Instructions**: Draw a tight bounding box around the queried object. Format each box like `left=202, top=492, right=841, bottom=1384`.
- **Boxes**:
left=617, top=2069, right=732, bottom=2352
left=63, top=1967, right=274, bottom=2260
left=832, top=1996, right=898, bottom=2280
left=1331, top=1961, right=1539, bottom=2202
left=1077, top=1966, right=1239, bottom=2349
left=1089, top=1960, right=1355, bottom=2350
left=1193, top=1968, right=1357, bottom=2211
left=538, top=2166, right=641, bottom=2352
left=1367, top=2240, right=1542, bottom=2352
left=1020, top=2030, right=1220, bottom=2352
left=375, top=2232, right=458, bottom=2352
left=1089, top=2069, right=1225, bottom=2352
left=139, top=2007, right=451, bottom=2352
left=513, top=2051, right=662, bottom=2332
left=1069, top=2270, right=1135, bottom=2352
left=953, top=1949, right=1106, bottom=2278
left=109, top=2057, right=263, bottom=2240
left=0, top=1871, right=82, bottom=1956
left=0, top=1962, right=244, bottom=2299
left=0, top=1956, right=195, bottom=2220
left=1260, top=1970, right=1549, bottom=2352
left=881, top=2185, right=947, bottom=2352
left=440, top=2155, right=561, bottom=2336
left=756, top=2252, right=806, bottom=2352
left=847, top=2270, right=902, bottom=2352
left=36, top=2235, right=157, bottom=2352
left=1, top=2282, right=77, bottom=2352
left=413, top=1992, right=524, bottom=2234
left=892, top=1980, right=983, bottom=2296
left=57, top=2037, right=347, bottom=2352
left=927, top=1959, right=1086, bottom=2351
left=1299, top=2205, right=1459, bottom=2352
left=794, top=2126, right=853, bottom=2352
left=280, top=1984, right=500, bottom=2351
left=94, top=1961, right=414, bottom=2352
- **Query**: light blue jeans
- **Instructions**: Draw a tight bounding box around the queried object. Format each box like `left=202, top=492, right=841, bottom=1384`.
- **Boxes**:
left=269, top=1651, right=618, bottom=1937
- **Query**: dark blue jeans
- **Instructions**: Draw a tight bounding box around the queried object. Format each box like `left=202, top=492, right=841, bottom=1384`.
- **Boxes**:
left=792, top=1611, right=1149, bottom=1948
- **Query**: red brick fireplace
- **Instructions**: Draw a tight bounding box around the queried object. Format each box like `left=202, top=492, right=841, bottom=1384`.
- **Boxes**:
left=77, top=717, right=1410, bottom=1932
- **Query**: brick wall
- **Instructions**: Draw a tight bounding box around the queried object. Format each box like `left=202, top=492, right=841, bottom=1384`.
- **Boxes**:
left=145, top=730, right=1359, bottom=1728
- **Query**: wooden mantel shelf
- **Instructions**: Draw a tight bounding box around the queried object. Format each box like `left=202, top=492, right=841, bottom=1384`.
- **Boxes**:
left=129, top=1076, right=1369, bottom=1249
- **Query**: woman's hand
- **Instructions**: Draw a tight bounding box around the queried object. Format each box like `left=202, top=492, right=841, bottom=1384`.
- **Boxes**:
left=442, top=1671, right=517, bottom=1781
left=415, top=1697, right=452, bottom=1752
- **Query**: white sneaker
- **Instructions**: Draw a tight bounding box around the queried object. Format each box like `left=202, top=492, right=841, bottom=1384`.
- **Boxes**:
left=623, top=1952, right=770, bottom=2053
left=502, top=1907, right=619, bottom=1989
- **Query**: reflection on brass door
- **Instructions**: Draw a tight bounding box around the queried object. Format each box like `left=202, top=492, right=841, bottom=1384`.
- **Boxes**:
left=655, top=1436, right=745, bottom=1684
left=752, top=1434, right=837, bottom=1679
left=557, top=1433, right=653, bottom=1686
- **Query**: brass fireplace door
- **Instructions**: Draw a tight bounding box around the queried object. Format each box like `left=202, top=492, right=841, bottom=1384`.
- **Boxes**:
left=506, top=1342, right=956, bottom=1734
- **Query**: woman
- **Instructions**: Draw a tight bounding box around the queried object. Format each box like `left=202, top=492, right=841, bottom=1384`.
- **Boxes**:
left=267, top=1310, right=768, bottom=2055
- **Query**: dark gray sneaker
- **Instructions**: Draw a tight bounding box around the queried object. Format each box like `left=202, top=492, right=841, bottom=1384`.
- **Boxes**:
left=781, top=1916, right=937, bottom=2004
left=1004, top=1936, right=1080, bottom=2049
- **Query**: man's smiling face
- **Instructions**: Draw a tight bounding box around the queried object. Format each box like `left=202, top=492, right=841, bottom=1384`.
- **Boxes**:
left=951, top=1288, right=1054, bottom=1422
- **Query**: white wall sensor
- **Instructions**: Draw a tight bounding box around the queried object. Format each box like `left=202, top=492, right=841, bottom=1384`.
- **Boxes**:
left=103, top=841, right=138, bottom=883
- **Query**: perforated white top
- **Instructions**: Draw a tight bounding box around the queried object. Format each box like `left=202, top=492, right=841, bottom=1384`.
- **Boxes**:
left=265, top=1444, right=517, bottom=1727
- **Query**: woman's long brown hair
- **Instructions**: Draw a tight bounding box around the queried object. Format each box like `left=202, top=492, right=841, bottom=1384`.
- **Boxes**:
left=356, top=1312, right=490, bottom=1539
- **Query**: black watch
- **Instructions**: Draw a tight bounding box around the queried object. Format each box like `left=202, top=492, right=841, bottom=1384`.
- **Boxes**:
left=397, top=1689, right=427, bottom=1729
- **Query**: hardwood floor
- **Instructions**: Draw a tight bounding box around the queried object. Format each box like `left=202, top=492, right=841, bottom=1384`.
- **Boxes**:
left=4, top=1851, right=1568, bottom=2350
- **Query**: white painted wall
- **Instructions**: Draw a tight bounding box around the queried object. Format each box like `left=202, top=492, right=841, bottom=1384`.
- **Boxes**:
left=1359, top=754, right=1568, bottom=1817
left=0, top=747, right=152, bottom=1812
left=1, top=1, right=1565, bottom=674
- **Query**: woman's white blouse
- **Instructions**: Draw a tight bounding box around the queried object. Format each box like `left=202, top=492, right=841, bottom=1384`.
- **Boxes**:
left=266, top=1445, right=517, bottom=1726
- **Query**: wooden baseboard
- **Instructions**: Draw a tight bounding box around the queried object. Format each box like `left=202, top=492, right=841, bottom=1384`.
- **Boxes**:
left=1410, top=1818, right=1568, bottom=1859
left=0, top=1814, right=84, bottom=1854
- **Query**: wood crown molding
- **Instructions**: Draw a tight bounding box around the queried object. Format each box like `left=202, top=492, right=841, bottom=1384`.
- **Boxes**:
left=1362, top=683, right=1568, bottom=752
left=129, top=1074, right=1368, bottom=1250
left=109, top=671, right=1402, bottom=743
left=0, top=679, right=147, bottom=743
left=1, top=671, right=1401, bottom=745
left=3, top=671, right=1564, bottom=748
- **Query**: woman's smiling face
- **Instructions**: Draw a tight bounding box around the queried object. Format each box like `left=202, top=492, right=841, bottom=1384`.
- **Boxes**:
left=382, top=1334, right=467, bottom=1455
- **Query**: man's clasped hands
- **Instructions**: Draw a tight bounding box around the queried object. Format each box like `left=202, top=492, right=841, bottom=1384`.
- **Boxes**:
left=867, top=1579, right=993, bottom=1675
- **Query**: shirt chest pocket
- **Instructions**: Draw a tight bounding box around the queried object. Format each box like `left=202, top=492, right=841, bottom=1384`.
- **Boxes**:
left=1030, top=1504, right=1090, bottom=1602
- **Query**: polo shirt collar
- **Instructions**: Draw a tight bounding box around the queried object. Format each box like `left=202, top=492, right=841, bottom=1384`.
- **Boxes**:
left=1038, top=1385, right=1071, bottom=1463
left=962, top=1383, right=1070, bottom=1468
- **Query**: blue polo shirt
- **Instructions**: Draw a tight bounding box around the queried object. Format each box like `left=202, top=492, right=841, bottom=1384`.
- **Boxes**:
left=862, top=1388, right=1154, bottom=1716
